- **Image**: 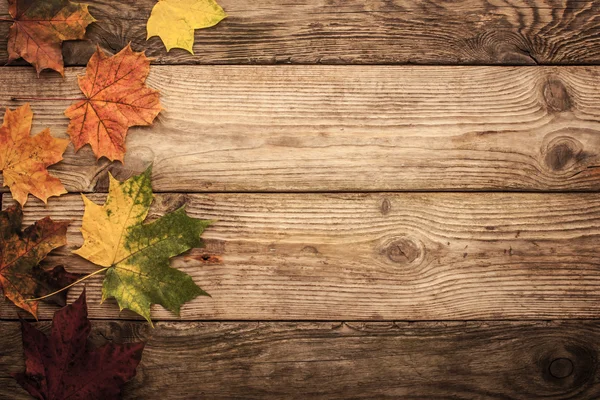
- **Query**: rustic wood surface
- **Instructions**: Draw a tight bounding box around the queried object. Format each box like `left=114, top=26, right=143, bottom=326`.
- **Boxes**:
left=1, top=66, right=600, bottom=193
left=2, top=192, right=599, bottom=321
left=2, top=0, right=600, bottom=65
left=1, top=1, right=600, bottom=398
left=2, top=320, right=600, bottom=399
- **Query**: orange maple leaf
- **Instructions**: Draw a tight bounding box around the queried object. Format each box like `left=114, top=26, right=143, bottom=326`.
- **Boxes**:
left=65, top=45, right=163, bottom=162
left=7, top=0, right=96, bottom=76
left=0, top=104, right=68, bottom=206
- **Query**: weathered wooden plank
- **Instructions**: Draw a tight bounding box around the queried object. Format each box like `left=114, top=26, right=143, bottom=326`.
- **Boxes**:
left=1, top=66, right=600, bottom=193
left=2, top=192, right=599, bottom=321
left=2, top=320, right=600, bottom=399
left=1, top=0, right=600, bottom=65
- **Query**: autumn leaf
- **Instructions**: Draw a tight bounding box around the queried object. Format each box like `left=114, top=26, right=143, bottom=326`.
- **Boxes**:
left=0, top=104, right=68, bottom=206
left=6, top=0, right=96, bottom=76
left=0, top=205, right=81, bottom=318
left=64, top=45, right=163, bottom=162
left=73, top=166, right=211, bottom=324
left=147, top=0, right=226, bottom=53
left=14, top=290, right=145, bottom=400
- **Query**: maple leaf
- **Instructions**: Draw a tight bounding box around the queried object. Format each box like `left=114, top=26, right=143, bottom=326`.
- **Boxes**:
left=0, top=205, right=81, bottom=317
left=0, top=104, right=69, bottom=206
left=73, top=166, right=211, bottom=324
left=64, top=45, right=163, bottom=162
left=147, top=0, right=227, bottom=53
left=14, top=290, right=145, bottom=400
left=7, top=0, right=96, bottom=76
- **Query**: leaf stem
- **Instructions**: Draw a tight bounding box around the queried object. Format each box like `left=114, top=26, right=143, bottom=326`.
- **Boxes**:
left=26, top=267, right=109, bottom=302
left=0, top=18, right=14, bottom=22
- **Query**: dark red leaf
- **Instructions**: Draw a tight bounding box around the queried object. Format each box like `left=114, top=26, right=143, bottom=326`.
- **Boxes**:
left=30, top=265, right=84, bottom=308
left=14, top=290, right=145, bottom=400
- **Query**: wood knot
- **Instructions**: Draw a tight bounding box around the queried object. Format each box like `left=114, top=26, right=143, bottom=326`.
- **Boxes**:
left=92, top=156, right=153, bottom=192
left=152, top=193, right=189, bottom=214
left=380, top=198, right=392, bottom=215
left=540, top=342, right=596, bottom=388
left=382, top=238, right=422, bottom=264
left=301, top=246, right=319, bottom=254
left=549, top=358, right=574, bottom=379
left=542, top=136, right=584, bottom=172
left=543, top=78, right=572, bottom=113
left=189, top=252, right=222, bottom=264
left=184, top=247, right=224, bottom=264
left=472, top=30, right=539, bottom=64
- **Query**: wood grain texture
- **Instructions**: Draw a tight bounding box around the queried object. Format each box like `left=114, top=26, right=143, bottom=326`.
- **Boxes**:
left=2, top=320, right=600, bottom=399
left=1, top=66, right=600, bottom=193
left=2, top=0, right=600, bottom=65
left=2, top=192, right=599, bottom=321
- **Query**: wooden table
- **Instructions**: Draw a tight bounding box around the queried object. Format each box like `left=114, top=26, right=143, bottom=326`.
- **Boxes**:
left=2, top=1, right=600, bottom=398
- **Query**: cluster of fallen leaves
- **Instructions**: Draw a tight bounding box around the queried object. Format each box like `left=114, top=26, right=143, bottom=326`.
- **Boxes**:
left=2, top=167, right=211, bottom=321
left=1, top=0, right=227, bottom=398
left=7, top=0, right=225, bottom=75
left=4, top=168, right=211, bottom=398
left=3, top=0, right=226, bottom=201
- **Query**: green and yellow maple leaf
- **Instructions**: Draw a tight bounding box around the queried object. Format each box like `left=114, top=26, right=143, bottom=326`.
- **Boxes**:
left=146, top=0, right=226, bottom=54
left=73, top=167, right=211, bottom=324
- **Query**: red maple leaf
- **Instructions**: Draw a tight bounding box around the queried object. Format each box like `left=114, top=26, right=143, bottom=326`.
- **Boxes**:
left=14, top=290, right=145, bottom=400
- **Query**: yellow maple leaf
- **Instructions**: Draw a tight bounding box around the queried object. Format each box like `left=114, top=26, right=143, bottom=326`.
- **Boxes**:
left=0, top=104, right=68, bottom=205
left=146, top=0, right=227, bottom=54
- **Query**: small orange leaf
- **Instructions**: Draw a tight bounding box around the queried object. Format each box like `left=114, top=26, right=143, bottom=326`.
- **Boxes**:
left=65, top=45, right=163, bottom=162
left=7, top=0, right=96, bottom=76
left=0, top=104, right=68, bottom=206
